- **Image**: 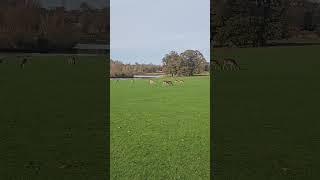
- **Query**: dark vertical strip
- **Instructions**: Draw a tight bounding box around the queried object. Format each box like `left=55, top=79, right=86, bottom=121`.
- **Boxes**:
left=0, top=1, right=110, bottom=179
left=209, top=0, right=320, bottom=179
left=106, top=2, right=110, bottom=178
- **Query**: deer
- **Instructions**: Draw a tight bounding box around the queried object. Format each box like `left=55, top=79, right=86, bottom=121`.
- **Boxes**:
left=0, top=56, right=7, bottom=64
left=212, top=59, right=222, bottom=70
left=222, top=58, right=240, bottom=71
left=162, top=80, right=173, bottom=86
left=20, top=56, right=30, bottom=69
left=67, top=56, right=77, bottom=65
left=174, top=79, right=184, bottom=85
left=149, top=79, right=156, bottom=85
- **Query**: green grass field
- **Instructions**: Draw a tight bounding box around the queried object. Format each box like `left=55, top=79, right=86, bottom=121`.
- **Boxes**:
left=0, top=56, right=107, bottom=180
left=213, top=45, right=320, bottom=179
left=3, top=45, right=318, bottom=179
left=111, top=76, right=210, bottom=179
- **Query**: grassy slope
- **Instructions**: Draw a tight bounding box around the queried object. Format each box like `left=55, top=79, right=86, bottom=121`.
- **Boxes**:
left=213, top=45, right=320, bottom=179
left=0, top=56, right=107, bottom=180
left=111, top=76, right=210, bottom=179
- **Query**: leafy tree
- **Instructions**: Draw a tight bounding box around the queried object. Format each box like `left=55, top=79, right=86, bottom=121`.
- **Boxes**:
left=162, top=50, right=207, bottom=76
left=212, top=0, right=290, bottom=47
left=162, top=51, right=182, bottom=76
left=180, top=50, right=207, bottom=76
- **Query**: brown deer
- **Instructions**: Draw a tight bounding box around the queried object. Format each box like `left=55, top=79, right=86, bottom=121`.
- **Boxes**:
left=222, top=58, right=240, bottom=71
left=67, top=56, right=77, bottom=64
left=212, top=59, right=222, bottom=70
left=175, top=79, right=184, bottom=85
left=149, top=79, right=156, bottom=85
left=0, top=57, right=7, bottom=64
left=162, top=80, right=173, bottom=86
left=20, top=57, right=30, bottom=69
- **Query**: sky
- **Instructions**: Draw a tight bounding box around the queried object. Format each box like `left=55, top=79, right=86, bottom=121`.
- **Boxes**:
left=111, top=0, right=210, bottom=65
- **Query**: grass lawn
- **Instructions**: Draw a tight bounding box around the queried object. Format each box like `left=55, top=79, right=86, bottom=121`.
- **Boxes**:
left=212, top=45, right=320, bottom=179
left=0, top=56, right=107, bottom=180
left=111, top=76, right=210, bottom=179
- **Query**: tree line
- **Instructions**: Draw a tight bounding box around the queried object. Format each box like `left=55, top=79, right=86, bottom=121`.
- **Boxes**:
left=212, top=0, right=320, bottom=47
left=110, top=60, right=162, bottom=78
left=110, top=50, right=209, bottom=78
left=0, top=0, right=108, bottom=52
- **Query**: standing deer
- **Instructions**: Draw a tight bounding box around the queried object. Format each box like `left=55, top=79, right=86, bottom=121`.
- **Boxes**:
left=20, top=57, right=30, bottom=69
left=212, top=59, right=222, bottom=70
left=67, top=56, right=77, bottom=64
left=222, top=58, right=240, bottom=71
left=174, top=79, right=184, bottom=85
left=149, top=79, right=156, bottom=85
left=162, top=80, right=173, bottom=86
left=0, top=56, right=7, bottom=64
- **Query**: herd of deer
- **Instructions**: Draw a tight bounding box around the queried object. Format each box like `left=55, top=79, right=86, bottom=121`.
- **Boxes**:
left=0, top=55, right=79, bottom=68
left=66, top=56, right=79, bottom=65
left=114, top=79, right=184, bottom=86
left=148, top=79, right=184, bottom=86
left=159, top=79, right=184, bottom=86
left=212, top=58, right=240, bottom=71
left=0, top=56, right=31, bottom=68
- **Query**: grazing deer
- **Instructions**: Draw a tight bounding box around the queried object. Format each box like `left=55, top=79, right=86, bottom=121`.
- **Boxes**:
left=0, top=57, right=6, bottom=64
left=149, top=79, right=156, bottom=85
left=175, top=79, right=184, bottom=85
left=212, top=59, right=222, bottom=70
left=162, top=80, right=173, bottom=86
left=67, top=56, right=77, bottom=64
left=222, top=58, right=240, bottom=71
left=20, top=57, right=30, bottom=69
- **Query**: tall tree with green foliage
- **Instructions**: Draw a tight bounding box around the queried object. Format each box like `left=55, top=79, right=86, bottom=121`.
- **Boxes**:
left=212, top=0, right=290, bottom=47
left=162, top=51, right=182, bottom=76
left=180, top=50, right=207, bottom=76
left=162, top=50, right=207, bottom=76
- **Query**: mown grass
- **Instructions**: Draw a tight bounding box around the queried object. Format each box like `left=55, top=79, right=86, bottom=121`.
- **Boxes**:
left=111, top=76, right=210, bottom=179
left=0, top=56, right=107, bottom=180
left=212, top=45, right=320, bottom=179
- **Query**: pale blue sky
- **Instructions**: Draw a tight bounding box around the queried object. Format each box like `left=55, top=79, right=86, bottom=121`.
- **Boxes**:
left=111, top=0, right=210, bottom=65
